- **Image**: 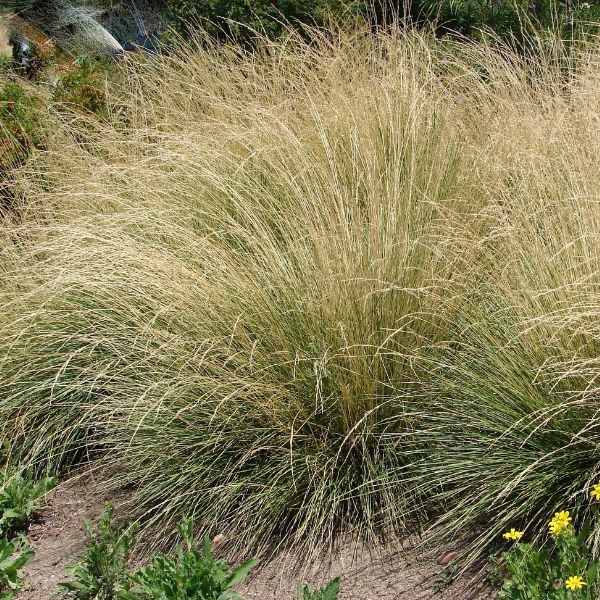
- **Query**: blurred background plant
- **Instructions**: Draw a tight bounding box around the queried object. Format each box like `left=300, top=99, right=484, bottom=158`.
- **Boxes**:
left=0, top=80, right=44, bottom=210
left=52, top=58, right=109, bottom=118
left=2, top=1, right=600, bottom=56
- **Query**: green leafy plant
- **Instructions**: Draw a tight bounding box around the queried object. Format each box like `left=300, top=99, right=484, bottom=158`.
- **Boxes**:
left=498, top=494, right=600, bottom=599
left=60, top=503, right=138, bottom=600
left=0, top=470, right=53, bottom=597
left=296, top=577, right=340, bottom=600
left=0, top=82, right=45, bottom=171
left=127, top=519, right=258, bottom=600
left=0, top=56, right=12, bottom=73
left=0, top=536, right=34, bottom=599
left=53, top=60, right=108, bottom=118
left=0, top=473, right=57, bottom=536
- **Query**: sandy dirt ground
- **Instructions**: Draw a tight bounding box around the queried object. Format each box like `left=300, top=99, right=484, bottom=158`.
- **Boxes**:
left=237, top=545, right=494, bottom=600
left=0, top=17, right=12, bottom=56
left=20, top=472, right=113, bottom=599
left=20, top=473, right=495, bottom=599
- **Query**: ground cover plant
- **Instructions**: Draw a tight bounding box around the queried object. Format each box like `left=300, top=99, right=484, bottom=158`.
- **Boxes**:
left=60, top=503, right=138, bottom=599
left=0, top=536, right=33, bottom=599
left=2, top=14, right=600, bottom=583
left=61, top=507, right=258, bottom=600
left=128, top=520, right=258, bottom=600
left=0, top=81, right=44, bottom=175
left=296, top=577, right=340, bottom=600
left=497, top=486, right=600, bottom=598
left=0, top=470, right=54, bottom=597
left=0, top=471, right=56, bottom=535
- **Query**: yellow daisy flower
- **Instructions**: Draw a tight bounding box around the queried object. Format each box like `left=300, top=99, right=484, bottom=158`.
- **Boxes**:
left=591, top=483, right=600, bottom=501
left=502, top=528, right=524, bottom=541
left=565, top=575, right=586, bottom=591
left=549, top=511, right=572, bottom=537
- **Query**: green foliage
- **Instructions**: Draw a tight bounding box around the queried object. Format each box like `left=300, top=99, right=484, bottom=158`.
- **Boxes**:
left=0, top=469, right=44, bottom=599
left=0, top=537, right=34, bottom=599
left=53, top=60, right=109, bottom=119
left=0, top=82, right=44, bottom=171
left=0, top=57, right=12, bottom=74
left=61, top=509, right=257, bottom=600
left=296, top=577, right=340, bottom=600
left=60, top=503, right=138, bottom=600
left=163, top=0, right=600, bottom=46
left=127, top=520, right=258, bottom=600
left=0, top=1, right=38, bottom=15
left=416, top=0, right=600, bottom=45
left=499, top=520, right=599, bottom=599
left=165, top=0, right=364, bottom=42
left=0, top=473, right=57, bottom=536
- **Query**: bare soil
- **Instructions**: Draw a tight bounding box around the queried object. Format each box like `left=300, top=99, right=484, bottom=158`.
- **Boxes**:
left=19, top=473, right=495, bottom=599
left=236, top=540, right=495, bottom=600
left=20, top=472, right=112, bottom=599
left=0, top=18, right=12, bottom=56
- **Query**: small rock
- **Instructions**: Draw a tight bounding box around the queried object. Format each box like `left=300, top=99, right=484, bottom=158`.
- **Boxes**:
left=436, top=550, right=459, bottom=565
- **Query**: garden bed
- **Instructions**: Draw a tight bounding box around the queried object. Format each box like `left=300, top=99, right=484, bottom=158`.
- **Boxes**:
left=20, top=474, right=492, bottom=599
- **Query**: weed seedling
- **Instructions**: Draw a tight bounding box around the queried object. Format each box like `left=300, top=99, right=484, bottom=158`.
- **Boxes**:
left=296, top=577, right=340, bottom=600
left=128, top=518, right=258, bottom=600
left=0, top=536, right=34, bottom=599
left=60, top=503, right=138, bottom=599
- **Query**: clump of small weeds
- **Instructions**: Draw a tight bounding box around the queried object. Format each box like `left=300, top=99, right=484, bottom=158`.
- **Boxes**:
left=296, top=577, right=340, bottom=600
left=0, top=82, right=45, bottom=171
left=0, top=55, right=12, bottom=73
left=128, top=519, right=258, bottom=599
left=0, top=472, right=57, bottom=536
left=433, top=559, right=459, bottom=594
left=53, top=59, right=109, bottom=119
left=60, top=503, right=138, bottom=599
left=0, top=536, right=33, bottom=599
left=0, top=469, right=53, bottom=598
left=61, top=506, right=259, bottom=600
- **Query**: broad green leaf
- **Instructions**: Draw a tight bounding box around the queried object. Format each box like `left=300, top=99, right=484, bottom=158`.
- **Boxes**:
left=224, top=558, right=259, bottom=588
left=322, top=577, right=340, bottom=600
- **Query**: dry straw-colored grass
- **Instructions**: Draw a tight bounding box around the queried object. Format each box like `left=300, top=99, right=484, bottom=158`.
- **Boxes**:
left=2, top=24, right=600, bottom=561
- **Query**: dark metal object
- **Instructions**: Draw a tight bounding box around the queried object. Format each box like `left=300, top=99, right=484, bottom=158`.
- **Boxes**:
left=8, top=35, right=32, bottom=71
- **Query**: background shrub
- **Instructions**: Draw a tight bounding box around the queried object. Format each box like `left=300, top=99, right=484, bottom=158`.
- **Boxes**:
left=53, top=60, right=109, bottom=119
left=0, top=80, right=45, bottom=209
left=164, top=0, right=600, bottom=46
left=0, top=81, right=43, bottom=168
left=165, top=0, right=364, bottom=42
left=60, top=504, right=138, bottom=600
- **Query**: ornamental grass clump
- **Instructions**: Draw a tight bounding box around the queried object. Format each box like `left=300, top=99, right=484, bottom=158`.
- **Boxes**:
left=408, top=53, right=600, bottom=555
left=0, top=27, right=480, bottom=554
left=2, top=21, right=600, bottom=563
